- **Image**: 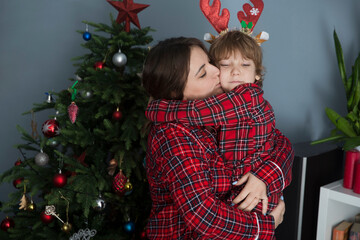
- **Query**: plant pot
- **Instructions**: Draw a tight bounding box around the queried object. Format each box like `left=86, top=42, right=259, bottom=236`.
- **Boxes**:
left=353, top=161, right=360, bottom=194
left=343, top=147, right=360, bottom=189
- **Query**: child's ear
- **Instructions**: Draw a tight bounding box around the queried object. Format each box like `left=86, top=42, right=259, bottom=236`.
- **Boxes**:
left=255, top=75, right=260, bottom=81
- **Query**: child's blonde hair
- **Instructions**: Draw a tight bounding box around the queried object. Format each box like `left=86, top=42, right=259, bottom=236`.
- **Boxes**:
left=209, top=31, right=265, bottom=87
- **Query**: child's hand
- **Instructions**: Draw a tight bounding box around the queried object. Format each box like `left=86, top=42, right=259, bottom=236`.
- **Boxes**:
left=232, top=172, right=268, bottom=215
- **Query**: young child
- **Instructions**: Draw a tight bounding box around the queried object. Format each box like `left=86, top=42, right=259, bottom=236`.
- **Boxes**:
left=145, top=30, right=293, bottom=215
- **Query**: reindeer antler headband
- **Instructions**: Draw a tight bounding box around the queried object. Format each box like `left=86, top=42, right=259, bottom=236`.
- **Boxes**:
left=200, top=0, right=269, bottom=45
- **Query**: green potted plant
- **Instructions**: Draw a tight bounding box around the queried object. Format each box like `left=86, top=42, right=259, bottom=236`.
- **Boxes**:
left=312, top=30, right=360, bottom=190
left=312, top=30, right=360, bottom=151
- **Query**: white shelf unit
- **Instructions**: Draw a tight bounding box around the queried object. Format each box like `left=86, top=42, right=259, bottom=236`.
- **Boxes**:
left=316, top=179, right=360, bottom=240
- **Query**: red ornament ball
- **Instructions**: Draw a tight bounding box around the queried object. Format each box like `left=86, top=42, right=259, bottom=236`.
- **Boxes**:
left=42, top=119, right=60, bottom=138
left=40, top=211, right=54, bottom=224
left=112, top=109, right=123, bottom=120
left=139, top=229, right=147, bottom=239
left=13, top=178, right=24, bottom=189
left=94, top=61, right=105, bottom=70
left=112, top=171, right=128, bottom=196
left=1, top=217, right=15, bottom=232
left=14, top=159, right=22, bottom=166
left=53, top=172, right=67, bottom=188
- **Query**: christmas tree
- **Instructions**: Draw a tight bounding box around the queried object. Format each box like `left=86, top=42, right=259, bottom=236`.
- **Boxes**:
left=0, top=1, right=153, bottom=239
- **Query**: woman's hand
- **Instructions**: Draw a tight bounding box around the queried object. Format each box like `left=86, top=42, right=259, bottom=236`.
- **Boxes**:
left=232, top=172, right=268, bottom=214
left=269, top=199, right=285, bottom=229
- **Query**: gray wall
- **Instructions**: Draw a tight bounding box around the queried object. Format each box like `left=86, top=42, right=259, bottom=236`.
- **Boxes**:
left=1, top=0, right=359, bottom=219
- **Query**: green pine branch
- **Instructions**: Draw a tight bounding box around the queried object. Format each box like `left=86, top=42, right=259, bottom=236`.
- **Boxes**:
left=1, top=13, right=153, bottom=239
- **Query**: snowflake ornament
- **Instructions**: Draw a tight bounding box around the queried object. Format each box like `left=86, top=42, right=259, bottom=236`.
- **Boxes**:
left=70, top=228, right=97, bottom=240
left=250, top=8, right=260, bottom=16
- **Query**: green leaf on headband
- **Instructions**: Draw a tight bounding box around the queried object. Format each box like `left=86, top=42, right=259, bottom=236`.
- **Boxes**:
left=241, top=21, right=247, bottom=28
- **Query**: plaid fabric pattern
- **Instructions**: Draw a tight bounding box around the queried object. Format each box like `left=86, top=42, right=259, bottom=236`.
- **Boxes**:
left=146, top=83, right=294, bottom=214
left=146, top=122, right=275, bottom=239
left=231, top=128, right=293, bottom=214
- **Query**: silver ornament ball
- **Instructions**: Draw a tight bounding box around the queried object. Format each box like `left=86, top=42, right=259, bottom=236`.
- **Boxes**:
left=80, top=90, right=93, bottom=99
left=35, top=152, right=49, bottom=166
left=93, top=197, right=106, bottom=212
left=112, top=51, right=127, bottom=67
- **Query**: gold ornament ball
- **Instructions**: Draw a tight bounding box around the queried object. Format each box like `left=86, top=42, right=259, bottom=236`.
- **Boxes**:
left=125, top=182, right=133, bottom=192
left=61, top=222, right=72, bottom=233
left=27, top=202, right=36, bottom=211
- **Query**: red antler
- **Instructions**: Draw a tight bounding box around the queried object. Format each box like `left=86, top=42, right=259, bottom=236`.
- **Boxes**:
left=200, top=0, right=230, bottom=33
left=237, top=0, right=264, bottom=32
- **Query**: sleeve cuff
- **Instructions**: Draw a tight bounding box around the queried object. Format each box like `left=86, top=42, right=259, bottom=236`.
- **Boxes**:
left=252, top=160, right=284, bottom=196
left=254, top=212, right=275, bottom=239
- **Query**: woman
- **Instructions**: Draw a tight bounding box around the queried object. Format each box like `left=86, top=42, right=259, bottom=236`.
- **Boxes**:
left=142, top=37, right=291, bottom=239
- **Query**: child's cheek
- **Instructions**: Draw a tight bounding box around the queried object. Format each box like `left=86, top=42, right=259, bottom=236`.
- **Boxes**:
left=219, top=72, right=226, bottom=83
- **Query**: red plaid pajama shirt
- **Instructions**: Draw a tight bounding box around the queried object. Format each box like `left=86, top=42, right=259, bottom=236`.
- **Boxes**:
left=146, top=83, right=294, bottom=214
left=145, top=83, right=294, bottom=239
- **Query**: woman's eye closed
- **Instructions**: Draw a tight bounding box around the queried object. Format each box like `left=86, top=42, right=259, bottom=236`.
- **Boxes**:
left=200, top=71, right=207, bottom=78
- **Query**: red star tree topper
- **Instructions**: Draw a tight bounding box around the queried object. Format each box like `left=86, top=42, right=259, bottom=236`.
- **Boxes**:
left=107, top=0, right=149, bottom=32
